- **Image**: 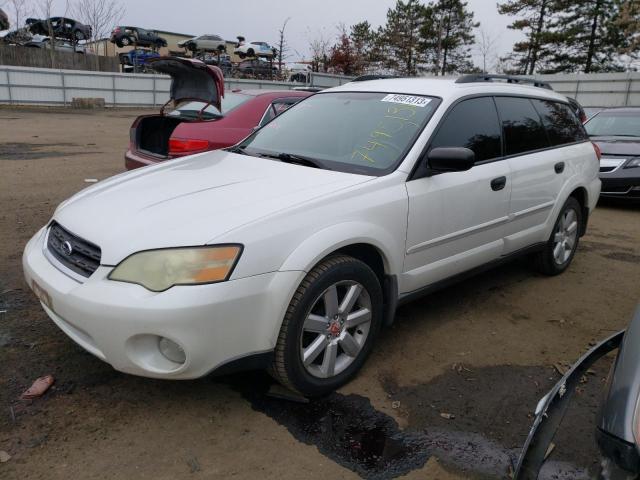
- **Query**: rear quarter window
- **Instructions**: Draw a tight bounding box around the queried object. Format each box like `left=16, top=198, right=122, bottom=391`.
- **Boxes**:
left=495, top=97, right=549, bottom=156
left=532, top=99, right=587, bottom=145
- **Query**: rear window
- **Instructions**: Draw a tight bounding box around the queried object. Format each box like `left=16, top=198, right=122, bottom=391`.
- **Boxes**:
left=168, top=92, right=252, bottom=120
left=532, top=99, right=587, bottom=145
left=495, top=97, right=549, bottom=156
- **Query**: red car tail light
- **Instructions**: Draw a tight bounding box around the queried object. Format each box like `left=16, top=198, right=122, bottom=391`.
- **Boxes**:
left=592, top=142, right=602, bottom=161
left=168, top=138, right=211, bottom=156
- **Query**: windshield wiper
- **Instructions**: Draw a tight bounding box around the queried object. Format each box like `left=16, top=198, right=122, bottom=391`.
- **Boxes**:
left=226, top=145, right=248, bottom=155
left=256, top=151, right=327, bottom=170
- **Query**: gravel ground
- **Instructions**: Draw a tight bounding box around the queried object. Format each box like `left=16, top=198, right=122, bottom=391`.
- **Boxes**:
left=1, top=107, right=639, bottom=480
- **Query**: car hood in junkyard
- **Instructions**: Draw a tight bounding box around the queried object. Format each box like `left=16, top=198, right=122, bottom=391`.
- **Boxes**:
left=54, top=150, right=373, bottom=265
left=148, top=56, right=225, bottom=111
left=591, top=136, right=640, bottom=156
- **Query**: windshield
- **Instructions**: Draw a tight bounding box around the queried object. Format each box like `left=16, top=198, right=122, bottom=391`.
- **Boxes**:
left=238, top=91, right=439, bottom=175
left=585, top=111, right=640, bottom=138
left=168, top=92, right=253, bottom=120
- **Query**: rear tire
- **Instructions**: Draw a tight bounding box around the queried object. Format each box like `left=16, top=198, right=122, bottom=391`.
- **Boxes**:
left=270, top=255, right=383, bottom=397
left=120, top=36, right=130, bottom=46
left=533, top=196, right=582, bottom=276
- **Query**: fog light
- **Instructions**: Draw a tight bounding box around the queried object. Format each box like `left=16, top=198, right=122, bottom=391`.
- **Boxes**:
left=158, top=337, right=186, bottom=364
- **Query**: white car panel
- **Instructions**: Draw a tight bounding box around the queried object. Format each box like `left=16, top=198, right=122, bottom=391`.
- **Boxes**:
left=403, top=160, right=511, bottom=292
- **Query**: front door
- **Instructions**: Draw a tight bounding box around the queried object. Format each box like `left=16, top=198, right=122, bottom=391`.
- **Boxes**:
left=402, top=96, right=510, bottom=293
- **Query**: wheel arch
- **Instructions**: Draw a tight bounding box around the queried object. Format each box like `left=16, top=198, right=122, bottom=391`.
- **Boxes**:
left=569, top=186, right=589, bottom=236
left=279, top=223, right=402, bottom=327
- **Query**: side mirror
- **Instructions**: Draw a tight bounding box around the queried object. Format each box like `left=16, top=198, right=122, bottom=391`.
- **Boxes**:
left=427, top=147, right=475, bottom=173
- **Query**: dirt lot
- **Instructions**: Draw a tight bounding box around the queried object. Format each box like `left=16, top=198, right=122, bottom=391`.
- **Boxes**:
left=1, top=107, right=639, bottom=480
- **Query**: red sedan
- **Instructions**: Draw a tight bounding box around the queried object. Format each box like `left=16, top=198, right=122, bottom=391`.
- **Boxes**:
left=125, top=58, right=312, bottom=170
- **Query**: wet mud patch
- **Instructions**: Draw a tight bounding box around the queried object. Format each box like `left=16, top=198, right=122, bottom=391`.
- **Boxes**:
left=602, top=251, right=640, bottom=264
left=383, top=362, right=612, bottom=474
left=0, top=142, right=100, bottom=160
left=223, top=366, right=605, bottom=479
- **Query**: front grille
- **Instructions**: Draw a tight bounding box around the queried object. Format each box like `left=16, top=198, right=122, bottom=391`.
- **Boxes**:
left=47, top=222, right=101, bottom=277
left=600, top=166, right=616, bottom=172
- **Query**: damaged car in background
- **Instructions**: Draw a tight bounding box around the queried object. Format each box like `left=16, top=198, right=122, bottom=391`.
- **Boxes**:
left=516, top=306, right=640, bottom=479
left=125, top=57, right=311, bottom=170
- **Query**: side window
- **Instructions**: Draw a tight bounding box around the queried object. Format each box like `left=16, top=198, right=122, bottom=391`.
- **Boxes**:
left=495, top=97, right=549, bottom=156
left=429, top=96, right=502, bottom=162
left=259, top=99, right=300, bottom=127
left=531, top=99, right=587, bottom=146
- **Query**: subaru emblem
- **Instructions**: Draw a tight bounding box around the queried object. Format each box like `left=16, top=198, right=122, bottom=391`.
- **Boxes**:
left=62, top=241, right=73, bottom=256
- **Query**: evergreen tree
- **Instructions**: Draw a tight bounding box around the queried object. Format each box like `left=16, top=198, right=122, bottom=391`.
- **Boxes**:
left=350, top=21, right=379, bottom=73
left=380, top=0, right=427, bottom=75
left=422, top=0, right=479, bottom=75
left=498, top=0, right=561, bottom=75
left=548, top=0, right=625, bottom=73
left=616, top=0, right=640, bottom=58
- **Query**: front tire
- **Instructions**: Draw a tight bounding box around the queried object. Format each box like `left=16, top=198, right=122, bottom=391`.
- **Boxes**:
left=120, top=36, right=130, bottom=46
left=270, top=255, right=383, bottom=397
left=533, top=196, right=582, bottom=275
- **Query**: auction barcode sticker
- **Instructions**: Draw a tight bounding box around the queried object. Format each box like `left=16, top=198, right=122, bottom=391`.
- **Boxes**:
left=381, top=94, right=431, bottom=107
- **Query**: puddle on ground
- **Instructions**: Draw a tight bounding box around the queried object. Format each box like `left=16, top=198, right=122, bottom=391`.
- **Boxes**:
left=224, top=365, right=602, bottom=479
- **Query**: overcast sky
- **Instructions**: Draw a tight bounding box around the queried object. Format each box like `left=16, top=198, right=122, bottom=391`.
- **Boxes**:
left=40, top=0, right=524, bottom=67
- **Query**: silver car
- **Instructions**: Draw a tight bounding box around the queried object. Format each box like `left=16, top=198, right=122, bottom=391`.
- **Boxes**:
left=178, top=34, right=226, bottom=53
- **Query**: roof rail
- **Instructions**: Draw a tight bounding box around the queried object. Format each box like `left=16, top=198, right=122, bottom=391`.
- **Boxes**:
left=455, top=74, right=553, bottom=90
left=351, top=74, right=399, bottom=82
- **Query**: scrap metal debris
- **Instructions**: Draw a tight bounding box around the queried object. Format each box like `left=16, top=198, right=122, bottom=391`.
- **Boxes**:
left=440, top=412, right=455, bottom=420
left=21, top=375, right=54, bottom=399
left=0, top=450, right=10, bottom=463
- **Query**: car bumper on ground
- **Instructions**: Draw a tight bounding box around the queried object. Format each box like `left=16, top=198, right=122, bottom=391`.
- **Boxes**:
left=22, top=227, right=303, bottom=379
left=600, top=169, right=640, bottom=200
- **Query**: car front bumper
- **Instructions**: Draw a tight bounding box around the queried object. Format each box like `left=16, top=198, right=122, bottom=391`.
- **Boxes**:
left=23, top=227, right=303, bottom=379
left=600, top=167, right=640, bottom=200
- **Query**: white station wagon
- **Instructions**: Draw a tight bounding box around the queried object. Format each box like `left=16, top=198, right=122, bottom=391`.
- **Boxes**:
left=23, top=74, right=601, bottom=396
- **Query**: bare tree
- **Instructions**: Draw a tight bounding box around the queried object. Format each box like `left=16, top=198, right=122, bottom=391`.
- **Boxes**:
left=34, top=0, right=58, bottom=67
left=307, top=27, right=330, bottom=72
left=5, top=0, right=31, bottom=29
left=71, top=0, right=124, bottom=48
left=475, top=28, right=500, bottom=73
left=275, top=17, right=291, bottom=72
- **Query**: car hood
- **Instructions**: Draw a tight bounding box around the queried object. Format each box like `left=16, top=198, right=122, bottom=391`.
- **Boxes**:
left=591, top=136, right=640, bottom=156
left=147, top=57, right=224, bottom=111
left=54, top=150, right=372, bottom=265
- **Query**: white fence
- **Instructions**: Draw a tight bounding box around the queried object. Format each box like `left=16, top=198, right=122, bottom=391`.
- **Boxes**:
left=0, top=65, right=304, bottom=107
left=535, top=72, right=640, bottom=107
left=1, top=65, right=639, bottom=107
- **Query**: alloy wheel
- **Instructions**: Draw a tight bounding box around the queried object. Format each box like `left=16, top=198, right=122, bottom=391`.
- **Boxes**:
left=299, top=281, right=372, bottom=379
left=552, top=208, right=579, bottom=265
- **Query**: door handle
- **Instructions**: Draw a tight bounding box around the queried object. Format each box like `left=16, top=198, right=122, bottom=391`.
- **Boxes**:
left=554, top=162, right=565, bottom=174
left=490, top=176, right=507, bottom=191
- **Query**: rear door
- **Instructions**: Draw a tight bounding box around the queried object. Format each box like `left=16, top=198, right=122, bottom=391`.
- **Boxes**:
left=403, top=96, right=511, bottom=293
left=497, top=97, right=572, bottom=253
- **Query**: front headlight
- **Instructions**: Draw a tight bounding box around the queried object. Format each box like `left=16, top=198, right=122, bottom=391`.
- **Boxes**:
left=108, top=245, right=242, bottom=292
left=624, top=157, right=640, bottom=169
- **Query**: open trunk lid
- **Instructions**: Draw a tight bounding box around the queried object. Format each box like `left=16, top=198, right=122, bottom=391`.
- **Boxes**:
left=131, top=57, right=225, bottom=159
left=147, top=56, right=224, bottom=111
